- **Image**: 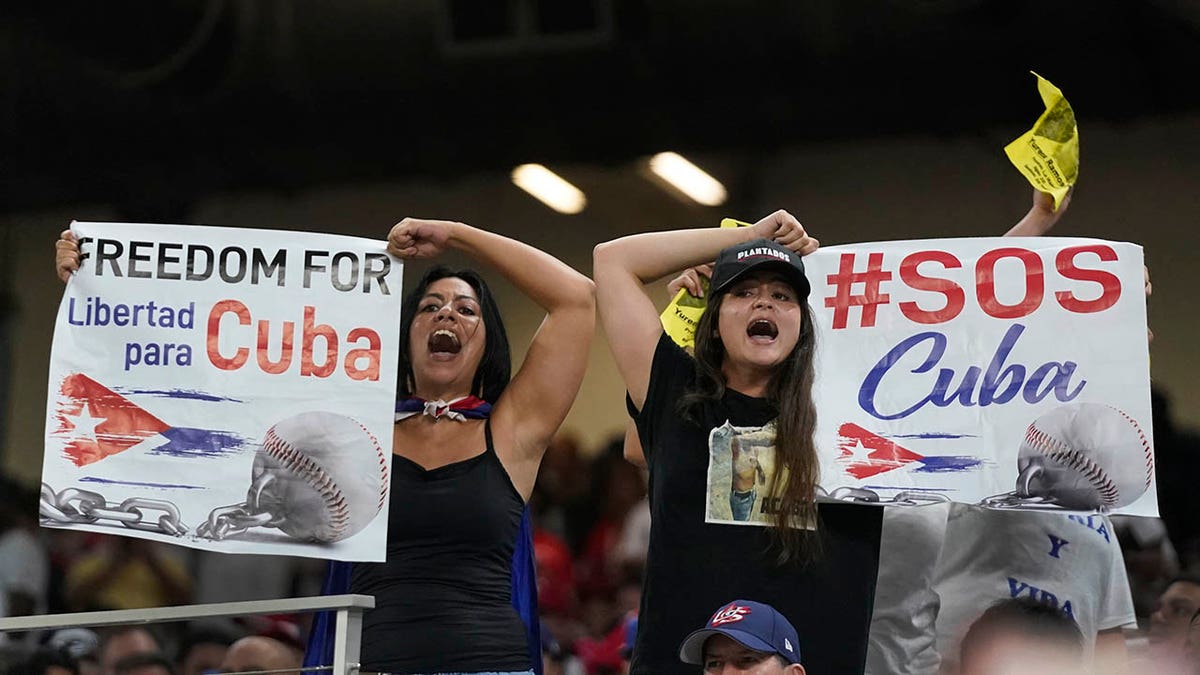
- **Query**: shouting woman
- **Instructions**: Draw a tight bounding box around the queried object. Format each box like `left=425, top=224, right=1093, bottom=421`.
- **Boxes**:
left=594, top=212, right=883, bottom=675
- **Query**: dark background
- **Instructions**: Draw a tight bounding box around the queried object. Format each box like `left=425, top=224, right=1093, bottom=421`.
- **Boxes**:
left=4, top=0, right=1198, bottom=218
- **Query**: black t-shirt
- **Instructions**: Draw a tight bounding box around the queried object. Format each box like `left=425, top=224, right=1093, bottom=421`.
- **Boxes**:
left=629, top=333, right=883, bottom=675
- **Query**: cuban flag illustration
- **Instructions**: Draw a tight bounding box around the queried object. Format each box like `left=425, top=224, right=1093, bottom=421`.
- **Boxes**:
left=836, top=422, right=984, bottom=480
left=49, top=373, right=249, bottom=485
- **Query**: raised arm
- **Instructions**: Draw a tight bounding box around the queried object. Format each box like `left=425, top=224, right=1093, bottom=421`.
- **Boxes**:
left=593, top=211, right=817, bottom=409
left=1004, top=188, right=1072, bottom=237
left=388, top=218, right=595, bottom=481
left=1003, top=185, right=1153, bottom=337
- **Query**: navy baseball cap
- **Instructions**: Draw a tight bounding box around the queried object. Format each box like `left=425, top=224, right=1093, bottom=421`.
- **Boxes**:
left=709, top=238, right=811, bottom=300
left=678, top=599, right=802, bottom=666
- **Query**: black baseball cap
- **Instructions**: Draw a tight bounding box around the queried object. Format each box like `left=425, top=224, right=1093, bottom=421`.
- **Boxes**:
left=710, top=238, right=810, bottom=300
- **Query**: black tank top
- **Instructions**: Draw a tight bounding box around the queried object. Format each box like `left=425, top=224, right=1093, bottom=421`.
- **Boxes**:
left=350, top=422, right=530, bottom=673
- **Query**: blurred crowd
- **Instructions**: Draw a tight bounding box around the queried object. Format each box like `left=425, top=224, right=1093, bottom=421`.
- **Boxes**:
left=0, top=386, right=1197, bottom=675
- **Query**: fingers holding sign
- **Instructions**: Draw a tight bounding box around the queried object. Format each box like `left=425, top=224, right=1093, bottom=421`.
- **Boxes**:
left=667, top=264, right=713, bottom=299
left=1032, top=185, right=1072, bottom=219
left=55, top=230, right=80, bottom=283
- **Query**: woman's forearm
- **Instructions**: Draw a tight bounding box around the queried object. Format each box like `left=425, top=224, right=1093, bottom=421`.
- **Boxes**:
left=593, top=225, right=759, bottom=284
left=448, top=221, right=595, bottom=312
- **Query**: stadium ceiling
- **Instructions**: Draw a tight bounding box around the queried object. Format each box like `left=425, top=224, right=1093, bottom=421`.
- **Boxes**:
left=3, top=0, right=1198, bottom=215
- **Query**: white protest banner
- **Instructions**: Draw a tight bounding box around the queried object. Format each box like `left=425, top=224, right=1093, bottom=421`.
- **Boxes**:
left=42, top=222, right=401, bottom=561
left=807, top=237, right=1155, bottom=516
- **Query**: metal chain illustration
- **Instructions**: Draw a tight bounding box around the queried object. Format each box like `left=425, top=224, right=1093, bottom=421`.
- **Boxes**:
left=196, top=468, right=283, bottom=540
left=40, top=483, right=188, bottom=536
left=977, top=463, right=1096, bottom=511
left=817, top=485, right=951, bottom=506
left=979, top=493, right=1062, bottom=509
left=40, top=480, right=282, bottom=540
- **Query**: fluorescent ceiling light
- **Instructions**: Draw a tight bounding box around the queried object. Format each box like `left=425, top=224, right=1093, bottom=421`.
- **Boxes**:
left=511, top=164, right=587, bottom=214
left=648, top=152, right=727, bottom=206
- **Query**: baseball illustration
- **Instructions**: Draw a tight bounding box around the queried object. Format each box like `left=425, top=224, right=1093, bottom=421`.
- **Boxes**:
left=1015, top=402, right=1153, bottom=510
left=250, top=411, right=389, bottom=543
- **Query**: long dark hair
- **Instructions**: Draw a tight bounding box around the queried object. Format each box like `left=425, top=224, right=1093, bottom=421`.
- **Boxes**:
left=397, top=265, right=511, bottom=404
left=679, top=289, right=819, bottom=563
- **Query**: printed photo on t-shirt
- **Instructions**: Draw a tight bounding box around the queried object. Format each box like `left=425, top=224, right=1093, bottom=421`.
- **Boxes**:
left=705, top=420, right=778, bottom=526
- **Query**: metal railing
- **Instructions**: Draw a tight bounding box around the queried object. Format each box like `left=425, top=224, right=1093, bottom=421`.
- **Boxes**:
left=0, top=594, right=374, bottom=675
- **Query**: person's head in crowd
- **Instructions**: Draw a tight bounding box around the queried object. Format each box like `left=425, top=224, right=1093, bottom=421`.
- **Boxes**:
left=678, top=600, right=805, bottom=674
left=176, top=624, right=240, bottom=675
left=240, top=617, right=304, bottom=654
left=219, top=636, right=302, bottom=675
left=111, top=653, right=173, bottom=675
left=957, top=597, right=1085, bottom=675
left=47, top=628, right=100, bottom=675
left=1151, top=577, right=1200, bottom=658
left=7, top=646, right=81, bottom=675
left=98, top=628, right=163, bottom=675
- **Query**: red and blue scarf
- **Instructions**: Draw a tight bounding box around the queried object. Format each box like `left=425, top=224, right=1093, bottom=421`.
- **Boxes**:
left=393, top=395, right=493, bottom=421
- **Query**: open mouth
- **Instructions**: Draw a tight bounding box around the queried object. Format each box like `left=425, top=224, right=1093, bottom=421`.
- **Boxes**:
left=428, top=329, right=462, bottom=355
left=746, top=319, right=778, bottom=341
